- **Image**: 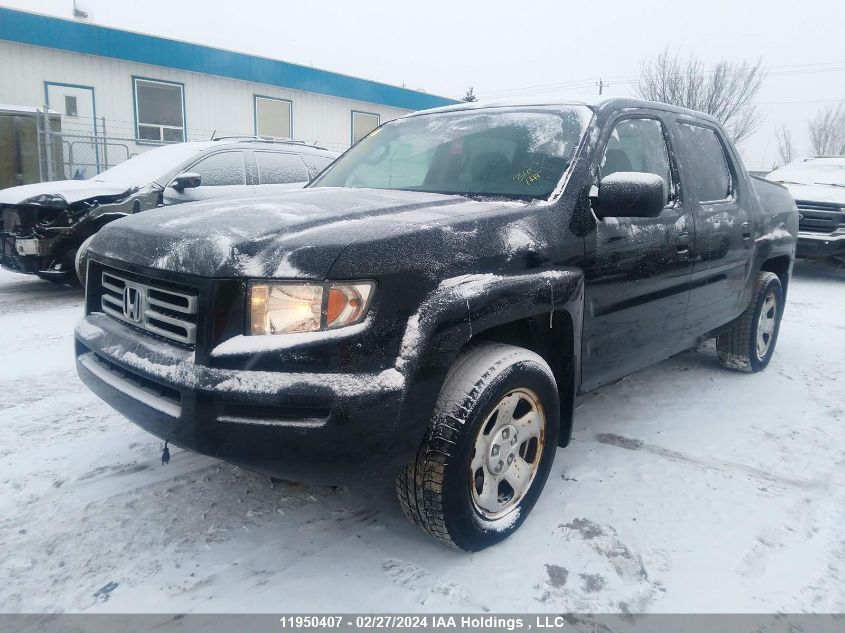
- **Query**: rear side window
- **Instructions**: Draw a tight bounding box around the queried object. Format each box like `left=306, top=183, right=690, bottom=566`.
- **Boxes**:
left=301, top=154, right=334, bottom=179
left=677, top=123, right=732, bottom=202
left=191, top=151, right=246, bottom=186
left=256, top=151, right=310, bottom=184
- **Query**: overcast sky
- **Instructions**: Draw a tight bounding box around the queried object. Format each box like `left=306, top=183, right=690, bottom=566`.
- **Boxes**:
left=3, top=0, right=844, bottom=169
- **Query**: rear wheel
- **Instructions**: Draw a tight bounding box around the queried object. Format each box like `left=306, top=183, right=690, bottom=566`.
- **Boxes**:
left=717, top=272, right=784, bottom=372
left=395, top=343, right=559, bottom=551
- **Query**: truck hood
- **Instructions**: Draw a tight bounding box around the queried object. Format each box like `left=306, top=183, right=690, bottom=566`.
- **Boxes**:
left=777, top=182, right=845, bottom=206
left=0, top=180, right=136, bottom=207
left=91, top=187, right=516, bottom=278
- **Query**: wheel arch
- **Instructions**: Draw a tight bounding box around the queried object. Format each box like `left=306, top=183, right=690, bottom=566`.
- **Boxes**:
left=760, top=254, right=792, bottom=299
left=396, top=270, right=584, bottom=458
left=466, top=311, right=577, bottom=448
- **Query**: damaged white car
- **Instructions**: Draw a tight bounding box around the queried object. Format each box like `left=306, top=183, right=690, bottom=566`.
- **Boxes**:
left=0, top=138, right=336, bottom=283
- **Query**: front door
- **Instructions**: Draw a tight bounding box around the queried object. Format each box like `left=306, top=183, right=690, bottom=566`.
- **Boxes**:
left=581, top=115, right=695, bottom=392
left=45, top=82, right=97, bottom=179
left=162, top=150, right=249, bottom=205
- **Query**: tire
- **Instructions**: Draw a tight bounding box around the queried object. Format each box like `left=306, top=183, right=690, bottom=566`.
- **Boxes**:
left=396, top=343, right=560, bottom=551
left=717, top=272, right=784, bottom=372
left=74, top=234, right=96, bottom=287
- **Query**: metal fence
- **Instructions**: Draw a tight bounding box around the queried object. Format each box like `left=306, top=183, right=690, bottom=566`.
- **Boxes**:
left=30, top=108, right=348, bottom=183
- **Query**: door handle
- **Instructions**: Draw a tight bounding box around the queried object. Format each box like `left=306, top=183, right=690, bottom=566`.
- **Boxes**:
left=741, top=222, right=752, bottom=240
left=676, top=231, right=690, bottom=259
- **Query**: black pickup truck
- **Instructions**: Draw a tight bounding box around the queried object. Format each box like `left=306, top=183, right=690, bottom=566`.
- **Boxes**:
left=75, top=97, right=797, bottom=551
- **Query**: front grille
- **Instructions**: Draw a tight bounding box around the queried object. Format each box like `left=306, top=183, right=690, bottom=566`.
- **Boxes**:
left=796, top=201, right=845, bottom=234
left=798, top=216, right=837, bottom=233
left=796, top=200, right=842, bottom=212
left=100, top=269, right=199, bottom=346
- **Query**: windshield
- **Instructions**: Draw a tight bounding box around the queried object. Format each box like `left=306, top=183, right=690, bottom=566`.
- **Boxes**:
left=311, top=106, right=592, bottom=200
left=90, top=142, right=209, bottom=186
left=767, top=159, right=845, bottom=187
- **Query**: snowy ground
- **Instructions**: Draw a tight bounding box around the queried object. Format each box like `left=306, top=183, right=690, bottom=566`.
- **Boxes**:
left=0, top=261, right=843, bottom=614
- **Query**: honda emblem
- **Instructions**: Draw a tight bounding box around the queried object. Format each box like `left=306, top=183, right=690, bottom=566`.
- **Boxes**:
left=122, top=285, right=143, bottom=322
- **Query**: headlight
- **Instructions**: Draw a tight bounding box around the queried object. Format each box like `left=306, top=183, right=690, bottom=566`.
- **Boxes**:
left=248, top=281, right=374, bottom=335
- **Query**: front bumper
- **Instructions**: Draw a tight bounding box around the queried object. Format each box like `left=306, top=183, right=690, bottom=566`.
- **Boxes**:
left=0, top=233, right=65, bottom=275
left=796, top=231, right=845, bottom=259
left=75, top=312, right=408, bottom=484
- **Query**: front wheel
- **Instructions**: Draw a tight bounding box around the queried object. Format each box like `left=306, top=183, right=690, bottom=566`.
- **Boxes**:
left=396, top=343, right=560, bottom=551
left=717, top=272, right=784, bottom=372
left=74, top=234, right=96, bottom=287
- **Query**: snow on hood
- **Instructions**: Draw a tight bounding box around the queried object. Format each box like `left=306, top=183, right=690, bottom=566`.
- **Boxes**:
left=776, top=182, right=845, bottom=206
left=90, top=187, right=511, bottom=279
left=0, top=180, right=135, bottom=207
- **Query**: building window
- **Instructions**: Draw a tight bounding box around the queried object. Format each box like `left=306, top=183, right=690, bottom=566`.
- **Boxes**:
left=351, top=111, right=379, bottom=145
left=64, top=95, right=78, bottom=117
left=134, top=78, right=185, bottom=143
left=255, top=96, right=292, bottom=139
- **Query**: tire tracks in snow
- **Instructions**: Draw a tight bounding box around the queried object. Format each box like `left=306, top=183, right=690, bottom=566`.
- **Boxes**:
left=595, top=433, right=834, bottom=491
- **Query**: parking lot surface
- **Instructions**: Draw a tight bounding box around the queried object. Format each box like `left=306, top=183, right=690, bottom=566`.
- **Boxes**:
left=1, top=261, right=843, bottom=612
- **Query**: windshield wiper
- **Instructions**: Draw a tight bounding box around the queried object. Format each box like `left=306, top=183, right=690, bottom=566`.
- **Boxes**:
left=814, top=182, right=845, bottom=189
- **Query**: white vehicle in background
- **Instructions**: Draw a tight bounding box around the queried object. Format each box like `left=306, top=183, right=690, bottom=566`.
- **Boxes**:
left=767, top=157, right=845, bottom=262
left=0, top=138, right=338, bottom=284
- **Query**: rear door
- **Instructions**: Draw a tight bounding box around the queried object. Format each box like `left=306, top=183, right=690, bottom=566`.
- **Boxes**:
left=673, top=120, right=753, bottom=340
left=252, top=150, right=311, bottom=193
left=162, top=150, right=249, bottom=205
left=300, top=153, right=335, bottom=180
left=581, top=113, right=695, bottom=392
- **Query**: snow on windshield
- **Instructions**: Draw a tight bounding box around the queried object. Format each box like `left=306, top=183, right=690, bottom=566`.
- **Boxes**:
left=311, top=107, right=592, bottom=200
left=767, top=159, right=845, bottom=187
left=90, top=143, right=212, bottom=186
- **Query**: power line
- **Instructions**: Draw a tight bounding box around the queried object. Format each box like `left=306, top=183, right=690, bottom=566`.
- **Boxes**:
left=477, top=61, right=845, bottom=99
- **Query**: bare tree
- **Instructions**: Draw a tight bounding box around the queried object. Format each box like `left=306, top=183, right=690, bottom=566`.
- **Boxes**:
left=461, top=86, right=478, bottom=102
left=808, top=104, right=845, bottom=156
left=775, top=125, right=795, bottom=165
left=637, top=49, right=766, bottom=144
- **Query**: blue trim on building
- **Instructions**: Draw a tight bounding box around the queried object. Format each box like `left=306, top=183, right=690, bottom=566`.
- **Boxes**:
left=0, top=8, right=457, bottom=112
left=43, top=80, right=100, bottom=171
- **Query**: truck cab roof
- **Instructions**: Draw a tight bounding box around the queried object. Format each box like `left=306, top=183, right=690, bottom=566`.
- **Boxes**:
left=406, top=96, right=723, bottom=126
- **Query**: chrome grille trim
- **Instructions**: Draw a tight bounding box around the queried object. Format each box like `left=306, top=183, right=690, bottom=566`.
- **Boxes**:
left=796, top=201, right=843, bottom=212
left=100, top=270, right=198, bottom=345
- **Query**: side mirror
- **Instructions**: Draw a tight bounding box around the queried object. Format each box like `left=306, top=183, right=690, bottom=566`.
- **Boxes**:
left=592, top=172, right=666, bottom=219
left=169, top=172, right=202, bottom=192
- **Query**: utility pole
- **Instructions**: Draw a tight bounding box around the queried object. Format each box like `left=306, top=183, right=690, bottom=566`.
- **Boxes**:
left=596, top=78, right=607, bottom=95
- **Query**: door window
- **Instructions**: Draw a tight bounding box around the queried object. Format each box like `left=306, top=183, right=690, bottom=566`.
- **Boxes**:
left=189, top=152, right=246, bottom=186
left=255, top=151, right=309, bottom=184
left=676, top=123, right=732, bottom=202
left=300, top=154, right=334, bottom=179
left=600, top=118, right=673, bottom=204
left=64, top=95, right=78, bottom=117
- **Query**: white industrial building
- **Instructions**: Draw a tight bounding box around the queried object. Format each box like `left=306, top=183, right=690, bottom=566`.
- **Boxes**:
left=0, top=7, right=455, bottom=181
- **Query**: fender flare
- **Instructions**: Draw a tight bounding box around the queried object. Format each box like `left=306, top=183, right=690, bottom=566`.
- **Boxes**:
left=391, top=269, right=585, bottom=457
